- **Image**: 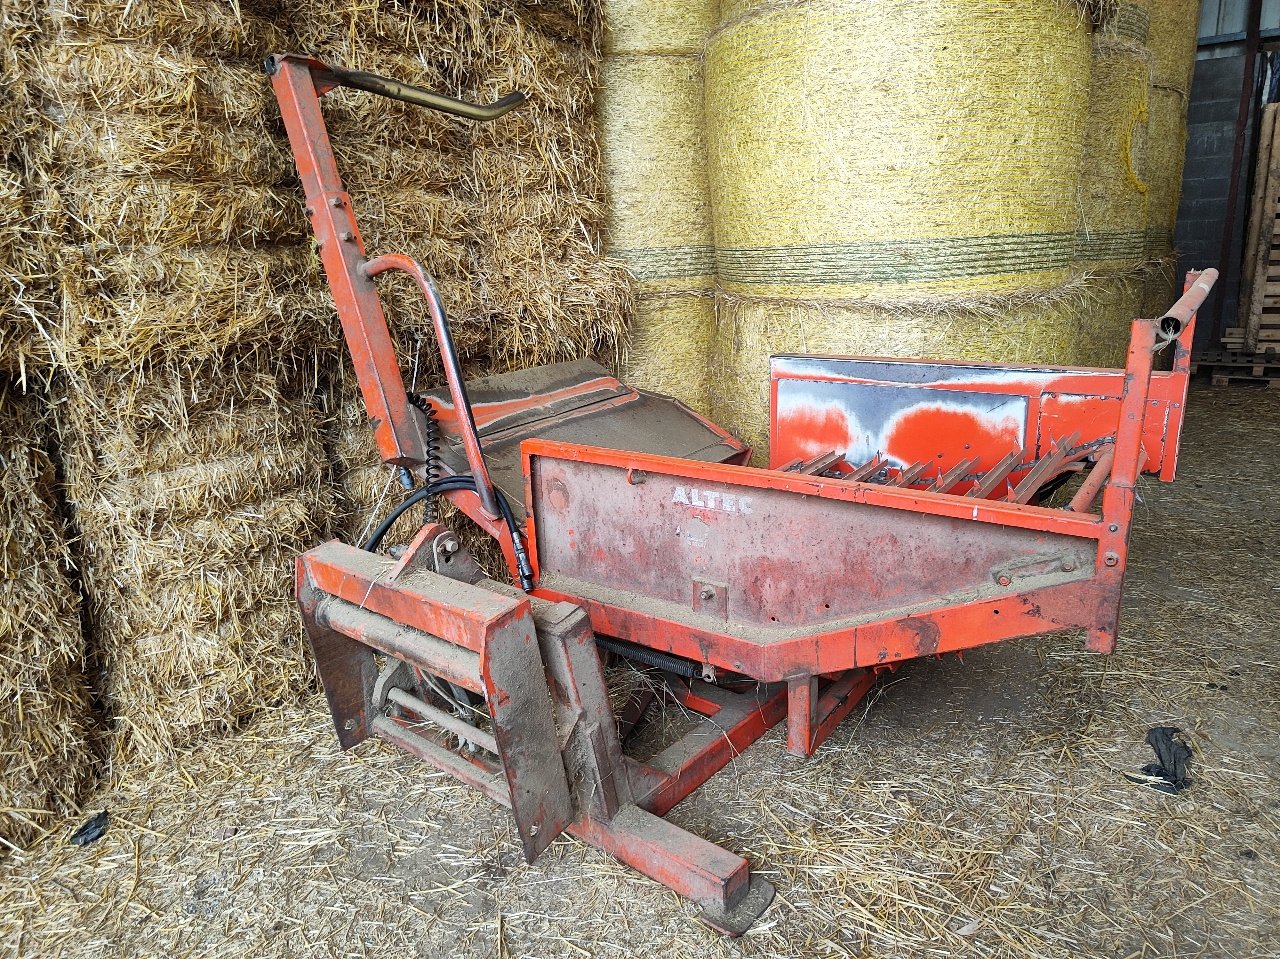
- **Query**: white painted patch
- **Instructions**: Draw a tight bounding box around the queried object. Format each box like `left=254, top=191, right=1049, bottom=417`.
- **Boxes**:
left=671, top=485, right=753, bottom=515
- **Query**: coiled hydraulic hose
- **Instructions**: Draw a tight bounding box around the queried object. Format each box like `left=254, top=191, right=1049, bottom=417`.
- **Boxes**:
left=405, top=392, right=443, bottom=522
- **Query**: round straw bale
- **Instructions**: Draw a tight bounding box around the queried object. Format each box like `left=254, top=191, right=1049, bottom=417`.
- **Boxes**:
left=706, top=0, right=1092, bottom=300
left=603, top=0, right=718, bottom=53
left=1145, top=86, right=1190, bottom=258
left=57, top=359, right=331, bottom=762
left=1077, top=40, right=1152, bottom=270
left=0, top=385, right=99, bottom=851
left=599, top=44, right=716, bottom=412
left=621, top=292, right=715, bottom=411
left=600, top=54, right=714, bottom=291
left=1141, top=254, right=1179, bottom=319
left=1147, top=0, right=1200, bottom=93
left=711, top=274, right=1142, bottom=461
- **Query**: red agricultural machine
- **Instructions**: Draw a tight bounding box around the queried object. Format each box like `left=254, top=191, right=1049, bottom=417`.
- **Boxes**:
left=268, top=54, right=1216, bottom=933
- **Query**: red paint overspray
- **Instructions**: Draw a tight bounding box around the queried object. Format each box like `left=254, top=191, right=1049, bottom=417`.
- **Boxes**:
left=771, top=405, right=854, bottom=467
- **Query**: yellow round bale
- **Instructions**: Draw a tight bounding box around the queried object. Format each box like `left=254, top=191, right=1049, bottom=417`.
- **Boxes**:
left=601, top=1, right=718, bottom=412
left=1145, top=86, right=1190, bottom=257
left=604, top=0, right=719, bottom=53
left=600, top=54, right=715, bottom=292
left=1077, top=41, right=1152, bottom=271
left=705, top=0, right=1093, bottom=301
left=1147, top=0, right=1200, bottom=92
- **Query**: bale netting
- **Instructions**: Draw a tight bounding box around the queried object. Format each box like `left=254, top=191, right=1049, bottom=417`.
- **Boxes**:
left=1099, top=1, right=1149, bottom=45
left=0, top=385, right=99, bottom=852
left=600, top=10, right=716, bottom=411
left=56, top=359, right=331, bottom=763
left=705, top=0, right=1093, bottom=301
left=1077, top=40, right=1151, bottom=271
left=711, top=275, right=1143, bottom=462
left=468, top=6, right=633, bottom=373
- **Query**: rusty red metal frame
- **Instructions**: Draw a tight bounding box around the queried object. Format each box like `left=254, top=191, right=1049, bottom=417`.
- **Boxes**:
left=274, top=47, right=1217, bottom=935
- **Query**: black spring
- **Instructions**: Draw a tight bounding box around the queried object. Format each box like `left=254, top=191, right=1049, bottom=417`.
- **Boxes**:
left=407, top=392, right=442, bottom=522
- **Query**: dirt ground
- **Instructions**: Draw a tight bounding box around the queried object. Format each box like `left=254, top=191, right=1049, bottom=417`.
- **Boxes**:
left=2, top=384, right=1277, bottom=959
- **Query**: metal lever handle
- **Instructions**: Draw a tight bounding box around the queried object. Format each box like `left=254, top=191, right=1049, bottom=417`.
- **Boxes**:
left=265, top=54, right=526, bottom=121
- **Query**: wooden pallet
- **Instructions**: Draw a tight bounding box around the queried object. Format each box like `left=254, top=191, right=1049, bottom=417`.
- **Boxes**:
left=1237, top=103, right=1280, bottom=353
left=1210, top=371, right=1280, bottom=387
left=1192, top=348, right=1280, bottom=386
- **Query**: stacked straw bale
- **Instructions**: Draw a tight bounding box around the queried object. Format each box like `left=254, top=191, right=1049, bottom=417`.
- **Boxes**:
left=38, top=0, right=333, bottom=369
left=1072, top=8, right=1152, bottom=365
left=1142, top=0, right=1200, bottom=316
left=468, top=4, right=633, bottom=373
left=0, top=2, right=57, bottom=378
left=56, top=361, right=331, bottom=762
left=0, top=385, right=98, bottom=851
left=600, top=0, right=718, bottom=413
left=704, top=0, right=1096, bottom=458
left=37, top=1, right=336, bottom=761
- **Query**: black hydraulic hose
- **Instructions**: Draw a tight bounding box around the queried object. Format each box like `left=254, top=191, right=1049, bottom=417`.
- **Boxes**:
left=362, top=476, right=534, bottom=592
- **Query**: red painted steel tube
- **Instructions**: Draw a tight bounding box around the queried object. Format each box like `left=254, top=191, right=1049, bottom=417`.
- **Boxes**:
left=1067, top=446, right=1115, bottom=513
left=363, top=254, right=501, bottom=518
left=1159, top=268, right=1218, bottom=339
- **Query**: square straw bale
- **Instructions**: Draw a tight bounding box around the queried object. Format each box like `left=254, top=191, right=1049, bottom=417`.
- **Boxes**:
left=0, top=384, right=100, bottom=852
left=56, top=357, right=332, bottom=762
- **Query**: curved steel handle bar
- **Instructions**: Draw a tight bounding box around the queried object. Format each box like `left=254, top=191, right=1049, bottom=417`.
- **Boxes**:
left=1158, top=268, right=1218, bottom=340
left=361, top=254, right=501, bottom=521
left=265, top=54, right=527, bottom=122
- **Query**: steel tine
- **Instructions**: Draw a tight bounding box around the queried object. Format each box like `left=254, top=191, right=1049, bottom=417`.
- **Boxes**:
left=1008, top=432, right=1083, bottom=504
left=892, top=460, right=929, bottom=487
left=966, top=448, right=1026, bottom=499
left=847, top=454, right=886, bottom=482
left=927, top=456, right=979, bottom=494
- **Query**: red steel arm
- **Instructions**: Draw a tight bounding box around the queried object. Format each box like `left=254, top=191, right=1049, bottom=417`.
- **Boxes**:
left=269, top=55, right=429, bottom=468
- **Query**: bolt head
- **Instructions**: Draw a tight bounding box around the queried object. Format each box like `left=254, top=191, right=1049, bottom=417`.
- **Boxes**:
left=1061, top=560, right=1077, bottom=572
left=330, top=196, right=343, bottom=207
left=1104, top=552, right=1120, bottom=567
left=699, top=587, right=715, bottom=601
left=997, top=575, right=1012, bottom=587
